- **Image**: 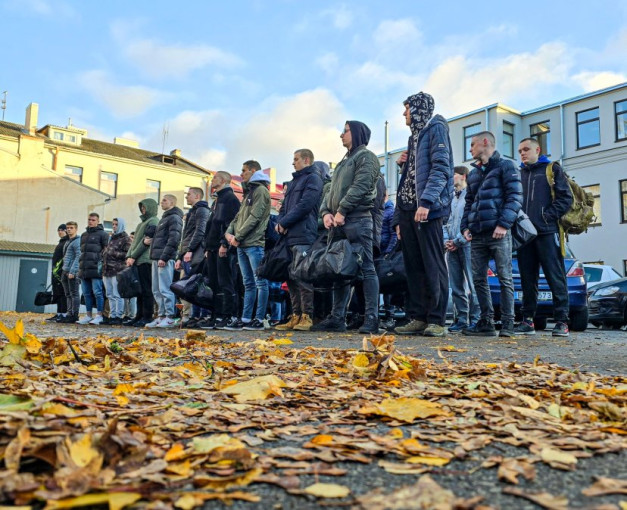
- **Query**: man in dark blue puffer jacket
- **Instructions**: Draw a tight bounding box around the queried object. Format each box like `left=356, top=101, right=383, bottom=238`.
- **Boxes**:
left=460, top=131, right=522, bottom=337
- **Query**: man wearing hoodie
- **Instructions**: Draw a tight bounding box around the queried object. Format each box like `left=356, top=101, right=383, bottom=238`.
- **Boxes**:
left=311, top=120, right=381, bottom=334
left=147, top=195, right=184, bottom=328
left=126, top=199, right=159, bottom=327
left=225, top=160, right=271, bottom=331
left=102, top=218, right=131, bottom=325
left=77, top=212, right=109, bottom=325
left=515, top=138, right=572, bottom=337
left=393, top=92, right=454, bottom=338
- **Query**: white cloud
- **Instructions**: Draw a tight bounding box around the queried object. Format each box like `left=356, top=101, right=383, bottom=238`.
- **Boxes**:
left=321, top=5, right=353, bottom=29
left=572, top=71, right=626, bottom=92
left=373, top=19, right=421, bottom=47
left=4, top=0, right=76, bottom=17
left=315, top=52, right=340, bottom=74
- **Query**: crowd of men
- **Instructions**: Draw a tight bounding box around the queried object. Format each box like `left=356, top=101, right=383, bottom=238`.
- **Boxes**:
left=46, top=90, right=573, bottom=337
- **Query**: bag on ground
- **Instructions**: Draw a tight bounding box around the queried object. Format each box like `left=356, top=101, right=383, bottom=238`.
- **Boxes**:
left=375, top=243, right=407, bottom=292
left=257, top=236, right=292, bottom=282
left=116, top=266, right=142, bottom=298
left=170, top=274, right=213, bottom=309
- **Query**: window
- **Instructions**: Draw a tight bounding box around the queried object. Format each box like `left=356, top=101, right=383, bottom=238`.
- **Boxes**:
left=146, top=179, right=161, bottom=202
left=100, top=171, right=118, bottom=197
left=53, top=132, right=64, bottom=141
left=67, top=134, right=76, bottom=143
left=583, top=184, right=601, bottom=225
left=463, top=123, right=481, bottom=161
left=621, top=180, right=627, bottom=223
left=616, top=99, right=627, bottom=141
left=502, top=121, right=515, bottom=158
left=64, top=165, right=83, bottom=182
left=576, top=107, right=600, bottom=149
left=102, top=220, right=113, bottom=233
left=530, top=121, right=551, bottom=155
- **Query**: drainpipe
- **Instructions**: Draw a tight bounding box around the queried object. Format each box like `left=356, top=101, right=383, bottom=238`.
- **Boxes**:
left=559, top=104, right=565, bottom=165
left=484, top=107, right=490, bottom=131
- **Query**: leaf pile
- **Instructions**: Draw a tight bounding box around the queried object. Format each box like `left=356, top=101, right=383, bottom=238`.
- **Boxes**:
left=0, top=318, right=626, bottom=509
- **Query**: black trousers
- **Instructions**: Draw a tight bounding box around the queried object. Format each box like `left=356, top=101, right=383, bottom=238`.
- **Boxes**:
left=52, top=276, right=67, bottom=314
left=135, top=263, right=154, bottom=321
left=517, top=233, right=569, bottom=322
left=206, top=249, right=238, bottom=318
left=398, top=209, right=448, bottom=325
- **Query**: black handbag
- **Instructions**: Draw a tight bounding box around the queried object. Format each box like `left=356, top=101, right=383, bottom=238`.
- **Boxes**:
left=34, top=285, right=55, bottom=306
left=257, top=236, right=292, bottom=282
left=116, top=266, right=142, bottom=298
left=170, top=274, right=213, bottom=309
left=375, top=244, right=407, bottom=292
left=511, top=210, right=538, bottom=251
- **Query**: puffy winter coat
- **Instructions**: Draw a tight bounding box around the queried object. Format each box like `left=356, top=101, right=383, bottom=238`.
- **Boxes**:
left=127, top=199, right=159, bottom=265
left=78, top=224, right=108, bottom=279
left=102, top=232, right=131, bottom=277
left=380, top=200, right=397, bottom=254
left=179, top=201, right=210, bottom=258
left=226, top=170, right=271, bottom=248
left=205, top=187, right=240, bottom=250
left=62, top=236, right=81, bottom=275
left=150, top=206, right=184, bottom=261
left=52, top=235, right=69, bottom=283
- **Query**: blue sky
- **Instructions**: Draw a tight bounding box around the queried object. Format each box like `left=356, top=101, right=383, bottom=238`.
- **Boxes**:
left=2, top=0, right=626, bottom=182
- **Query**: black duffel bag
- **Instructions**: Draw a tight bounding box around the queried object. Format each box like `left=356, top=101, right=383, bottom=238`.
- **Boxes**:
left=511, top=210, right=537, bottom=251
left=170, top=274, right=214, bottom=309
left=34, top=285, right=55, bottom=306
left=375, top=243, right=407, bottom=292
left=257, top=236, right=292, bottom=282
left=116, top=265, right=142, bottom=298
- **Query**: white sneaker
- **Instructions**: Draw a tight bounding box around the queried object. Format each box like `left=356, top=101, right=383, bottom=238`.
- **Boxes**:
left=89, top=315, right=104, bottom=325
left=77, top=316, right=93, bottom=325
left=145, top=318, right=163, bottom=328
left=157, top=317, right=176, bottom=328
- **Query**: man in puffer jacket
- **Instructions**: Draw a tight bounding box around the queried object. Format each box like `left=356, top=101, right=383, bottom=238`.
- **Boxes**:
left=77, top=212, right=109, bottom=325
left=460, top=131, right=522, bottom=337
left=102, top=218, right=131, bottom=324
left=59, top=221, right=81, bottom=323
left=147, top=195, right=184, bottom=329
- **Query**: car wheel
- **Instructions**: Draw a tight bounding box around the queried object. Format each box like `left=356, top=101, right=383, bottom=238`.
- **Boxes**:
left=534, top=317, right=547, bottom=331
left=570, top=308, right=589, bottom=332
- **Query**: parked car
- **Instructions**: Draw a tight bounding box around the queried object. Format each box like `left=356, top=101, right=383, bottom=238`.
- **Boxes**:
left=584, top=264, right=623, bottom=295
left=588, top=277, right=627, bottom=329
left=487, top=245, right=588, bottom=331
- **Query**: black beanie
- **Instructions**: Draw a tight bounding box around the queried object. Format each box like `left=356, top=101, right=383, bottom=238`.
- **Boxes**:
left=58, top=224, right=67, bottom=231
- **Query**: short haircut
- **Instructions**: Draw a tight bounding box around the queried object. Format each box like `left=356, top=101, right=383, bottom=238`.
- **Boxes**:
left=295, top=149, right=314, bottom=163
left=454, top=165, right=469, bottom=176
left=89, top=212, right=100, bottom=219
left=66, top=221, right=78, bottom=227
left=215, top=171, right=232, bottom=183
left=188, top=187, right=204, bottom=199
left=472, top=131, right=495, bottom=146
left=163, top=194, right=177, bottom=204
left=243, top=160, right=261, bottom=172
left=519, top=137, right=540, bottom=148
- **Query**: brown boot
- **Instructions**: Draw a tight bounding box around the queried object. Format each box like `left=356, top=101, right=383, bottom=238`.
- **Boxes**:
left=293, top=313, right=313, bottom=331
left=275, top=314, right=301, bottom=330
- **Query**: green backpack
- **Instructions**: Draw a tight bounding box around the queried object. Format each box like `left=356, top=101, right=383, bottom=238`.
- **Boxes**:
left=546, top=162, right=596, bottom=236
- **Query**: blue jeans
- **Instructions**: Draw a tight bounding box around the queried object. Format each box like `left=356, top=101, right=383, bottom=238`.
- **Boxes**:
left=152, top=260, right=176, bottom=317
left=81, top=277, right=104, bottom=314
left=471, top=231, right=514, bottom=323
left=237, top=246, right=269, bottom=321
left=447, top=244, right=480, bottom=325
left=103, top=276, right=124, bottom=318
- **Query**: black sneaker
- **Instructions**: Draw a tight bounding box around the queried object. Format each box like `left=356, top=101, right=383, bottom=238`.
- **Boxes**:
left=224, top=318, right=244, bottom=331
left=346, top=313, right=364, bottom=330
left=514, top=319, right=536, bottom=335
left=552, top=322, right=569, bottom=337
left=122, top=317, right=137, bottom=326
left=499, top=320, right=515, bottom=337
left=181, top=317, right=200, bottom=329
left=311, top=316, right=347, bottom=332
left=462, top=318, right=497, bottom=337
left=46, top=314, right=60, bottom=322
left=359, top=314, right=382, bottom=334
left=55, top=314, right=67, bottom=323
left=213, top=317, right=230, bottom=330
left=243, top=319, right=265, bottom=331
left=198, top=317, right=216, bottom=330
left=59, top=315, right=78, bottom=323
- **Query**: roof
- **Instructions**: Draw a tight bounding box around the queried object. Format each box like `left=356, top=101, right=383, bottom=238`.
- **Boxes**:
left=0, top=121, right=26, bottom=138
left=0, top=240, right=56, bottom=255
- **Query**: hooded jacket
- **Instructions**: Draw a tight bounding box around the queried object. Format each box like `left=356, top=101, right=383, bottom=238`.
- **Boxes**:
left=461, top=151, right=523, bottom=236
left=179, top=200, right=210, bottom=258
left=52, top=234, right=69, bottom=282
left=380, top=199, right=397, bottom=254
left=226, top=170, right=271, bottom=248
left=520, top=156, right=572, bottom=235
left=443, top=187, right=469, bottom=248
left=205, top=187, right=241, bottom=251
left=127, top=199, right=159, bottom=265
left=102, top=218, right=131, bottom=277
left=151, top=206, right=184, bottom=261
left=277, top=165, right=323, bottom=247
left=320, top=120, right=380, bottom=218
left=78, top=223, right=109, bottom=279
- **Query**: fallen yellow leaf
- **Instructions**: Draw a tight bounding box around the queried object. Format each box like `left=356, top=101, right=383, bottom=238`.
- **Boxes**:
left=358, top=397, right=450, bottom=423
left=68, top=434, right=101, bottom=468
left=220, top=375, right=286, bottom=402
left=304, top=483, right=350, bottom=498
left=44, top=492, right=141, bottom=510
left=406, top=455, right=450, bottom=466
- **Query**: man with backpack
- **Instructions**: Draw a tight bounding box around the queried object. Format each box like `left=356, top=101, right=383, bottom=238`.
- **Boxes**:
left=514, top=138, right=573, bottom=337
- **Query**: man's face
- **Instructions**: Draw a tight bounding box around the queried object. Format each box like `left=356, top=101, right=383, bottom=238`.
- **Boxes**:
left=66, top=225, right=76, bottom=237
left=404, top=104, right=411, bottom=126
left=241, top=165, right=254, bottom=183
left=453, top=173, right=466, bottom=188
left=87, top=216, right=98, bottom=228
left=185, top=191, right=198, bottom=206
left=140, top=204, right=147, bottom=215
left=210, top=175, right=222, bottom=190
left=518, top=140, right=540, bottom=165
left=112, top=220, right=119, bottom=233
left=292, top=152, right=307, bottom=171
left=57, top=228, right=66, bottom=238
left=469, top=136, right=485, bottom=161
left=340, top=124, right=352, bottom=150
left=161, top=196, right=174, bottom=210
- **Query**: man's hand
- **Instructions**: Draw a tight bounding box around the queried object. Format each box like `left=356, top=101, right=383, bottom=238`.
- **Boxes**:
left=143, top=237, right=152, bottom=246
left=323, top=213, right=335, bottom=230
left=126, top=258, right=135, bottom=267
left=158, top=260, right=166, bottom=268
left=276, top=224, right=287, bottom=234
left=333, top=212, right=345, bottom=227
left=396, top=150, right=408, bottom=166
left=68, top=273, right=75, bottom=279
left=225, top=233, right=235, bottom=245
left=445, top=240, right=456, bottom=252
left=183, top=251, right=192, bottom=263
left=174, top=260, right=182, bottom=271
left=462, top=229, right=472, bottom=242
left=493, top=225, right=508, bottom=240
left=414, top=206, right=429, bottom=223
left=395, top=225, right=401, bottom=240
left=219, top=245, right=228, bottom=258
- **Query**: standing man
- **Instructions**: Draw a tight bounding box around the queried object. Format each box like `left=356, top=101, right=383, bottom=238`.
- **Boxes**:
left=444, top=166, right=480, bottom=332
left=204, top=172, right=241, bottom=330
left=102, top=218, right=131, bottom=325
left=515, top=138, right=573, bottom=337
left=460, top=131, right=522, bottom=337
left=311, top=120, right=381, bottom=333
left=59, top=221, right=81, bottom=323
left=77, top=212, right=108, bottom=325
left=47, top=224, right=69, bottom=322
left=147, top=195, right=184, bottom=328
left=275, top=149, right=323, bottom=331
left=225, top=160, right=271, bottom=331
left=393, top=92, right=454, bottom=337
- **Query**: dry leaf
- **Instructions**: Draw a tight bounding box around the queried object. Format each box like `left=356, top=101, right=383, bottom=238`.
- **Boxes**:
left=582, top=477, right=627, bottom=496
left=540, top=447, right=577, bottom=470
left=303, top=483, right=350, bottom=498
left=44, top=492, right=141, bottom=510
left=358, top=397, right=450, bottom=422
left=503, top=487, right=568, bottom=510
left=220, top=374, right=286, bottom=402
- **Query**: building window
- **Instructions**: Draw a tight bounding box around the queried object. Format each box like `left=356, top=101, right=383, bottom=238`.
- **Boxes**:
left=67, top=134, right=76, bottom=143
left=100, top=171, right=118, bottom=197
left=576, top=107, right=600, bottom=149
left=621, top=180, right=627, bottom=224
left=616, top=99, right=627, bottom=141
left=146, top=179, right=161, bottom=202
left=502, top=121, right=515, bottom=158
left=64, top=165, right=83, bottom=182
left=463, top=123, right=481, bottom=161
left=530, top=121, right=551, bottom=155
left=53, top=132, right=64, bottom=141
left=583, top=184, right=601, bottom=226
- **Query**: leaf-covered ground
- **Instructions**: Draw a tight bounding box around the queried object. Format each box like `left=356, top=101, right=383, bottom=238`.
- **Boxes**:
left=0, top=312, right=625, bottom=510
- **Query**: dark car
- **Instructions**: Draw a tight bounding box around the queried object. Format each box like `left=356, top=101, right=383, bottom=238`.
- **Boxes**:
left=487, top=245, right=589, bottom=331
left=588, top=277, right=627, bottom=329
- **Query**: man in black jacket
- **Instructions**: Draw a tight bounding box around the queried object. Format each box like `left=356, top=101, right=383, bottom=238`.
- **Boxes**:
left=47, top=224, right=69, bottom=321
left=77, top=212, right=109, bottom=325
left=204, top=172, right=241, bottom=329
left=515, top=138, right=573, bottom=337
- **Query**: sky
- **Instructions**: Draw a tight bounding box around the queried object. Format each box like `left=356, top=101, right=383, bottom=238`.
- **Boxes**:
left=2, top=0, right=626, bottom=183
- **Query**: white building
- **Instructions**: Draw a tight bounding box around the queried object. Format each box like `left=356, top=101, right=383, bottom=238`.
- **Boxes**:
left=380, top=83, right=627, bottom=275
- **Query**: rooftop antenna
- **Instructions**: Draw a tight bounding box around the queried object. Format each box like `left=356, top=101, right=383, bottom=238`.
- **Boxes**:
left=161, top=123, right=169, bottom=154
left=68, top=117, right=72, bottom=127
left=1, top=91, right=7, bottom=121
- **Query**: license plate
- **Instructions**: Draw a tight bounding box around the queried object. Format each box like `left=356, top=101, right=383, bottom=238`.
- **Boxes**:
left=515, top=291, right=552, bottom=301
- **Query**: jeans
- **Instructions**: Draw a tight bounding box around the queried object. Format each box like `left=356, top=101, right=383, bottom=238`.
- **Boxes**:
left=125, top=297, right=136, bottom=318
left=471, top=231, right=514, bottom=323
left=517, top=233, right=569, bottom=322
left=61, top=272, right=80, bottom=316
left=332, top=215, right=379, bottom=320
left=81, top=277, right=104, bottom=314
left=237, top=246, right=269, bottom=321
left=447, top=244, right=480, bottom=325
left=103, top=275, right=124, bottom=318
left=151, top=260, right=176, bottom=317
